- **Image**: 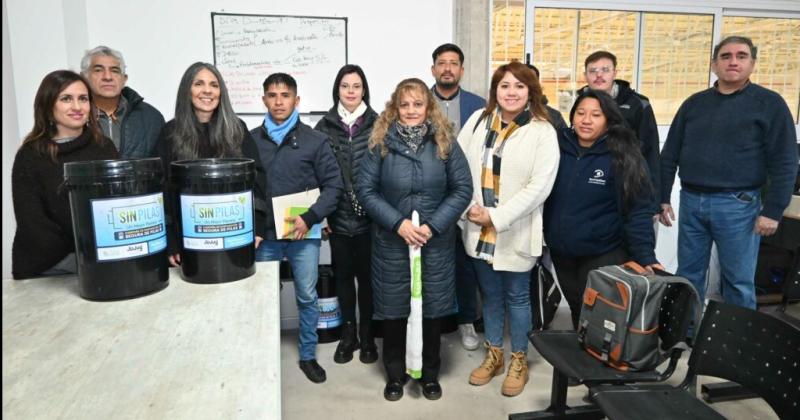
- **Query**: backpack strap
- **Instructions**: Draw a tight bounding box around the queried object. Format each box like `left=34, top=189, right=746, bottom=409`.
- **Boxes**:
left=623, top=261, right=647, bottom=274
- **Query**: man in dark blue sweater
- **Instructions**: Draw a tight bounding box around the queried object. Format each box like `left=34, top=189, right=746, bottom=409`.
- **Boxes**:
left=659, top=36, right=798, bottom=309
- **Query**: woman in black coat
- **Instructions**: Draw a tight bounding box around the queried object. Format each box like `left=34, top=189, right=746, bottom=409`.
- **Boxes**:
left=314, top=65, right=380, bottom=365
left=356, top=78, right=472, bottom=401
left=12, top=70, right=118, bottom=279
left=157, top=62, right=266, bottom=266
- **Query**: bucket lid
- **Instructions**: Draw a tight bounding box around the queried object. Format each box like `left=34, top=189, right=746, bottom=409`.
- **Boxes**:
left=64, top=157, right=163, bottom=182
left=170, top=158, right=254, bottom=179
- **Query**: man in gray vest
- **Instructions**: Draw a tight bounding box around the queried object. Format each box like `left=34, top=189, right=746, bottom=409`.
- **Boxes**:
left=430, top=43, right=486, bottom=351
left=81, top=46, right=164, bottom=158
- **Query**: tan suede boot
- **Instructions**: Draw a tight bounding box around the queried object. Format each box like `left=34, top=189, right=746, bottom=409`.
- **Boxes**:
left=501, top=351, right=529, bottom=396
left=469, top=341, right=504, bottom=385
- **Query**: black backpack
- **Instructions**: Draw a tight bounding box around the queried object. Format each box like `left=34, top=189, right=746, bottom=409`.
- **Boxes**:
left=530, top=262, right=561, bottom=331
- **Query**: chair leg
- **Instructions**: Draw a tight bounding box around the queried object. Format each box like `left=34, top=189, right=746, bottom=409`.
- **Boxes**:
left=700, top=382, right=758, bottom=403
left=508, top=367, right=604, bottom=420
left=546, top=367, right=570, bottom=412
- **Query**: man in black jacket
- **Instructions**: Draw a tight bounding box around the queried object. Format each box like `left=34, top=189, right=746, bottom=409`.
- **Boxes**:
left=250, top=73, right=343, bottom=384
left=582, top=51, right=660, bottom=211
left=81, top=46, right=164, bottom=158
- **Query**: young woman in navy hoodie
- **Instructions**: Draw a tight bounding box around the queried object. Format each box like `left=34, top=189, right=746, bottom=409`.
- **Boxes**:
left=544, top=90, right=663, bottom=329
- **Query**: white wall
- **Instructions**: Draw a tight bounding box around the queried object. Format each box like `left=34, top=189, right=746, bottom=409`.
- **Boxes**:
left=3, top=1, right=21, bottom=280
left=2, top=0, right=453, bottom=278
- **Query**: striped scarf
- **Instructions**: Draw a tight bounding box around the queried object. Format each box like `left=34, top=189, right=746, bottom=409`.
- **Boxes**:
left=475, top=108, right=532, bottom=263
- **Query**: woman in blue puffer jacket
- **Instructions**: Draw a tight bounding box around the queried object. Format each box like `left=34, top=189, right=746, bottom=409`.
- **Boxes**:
left=356, top=77, right=472, bottom=402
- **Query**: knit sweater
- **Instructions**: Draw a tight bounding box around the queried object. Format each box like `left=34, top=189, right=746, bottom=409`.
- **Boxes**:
left=12, top=132, right=118, bottom=279
left=660, top=83, right=798, bottom=220
left=458, top=109, right=560, bottom=272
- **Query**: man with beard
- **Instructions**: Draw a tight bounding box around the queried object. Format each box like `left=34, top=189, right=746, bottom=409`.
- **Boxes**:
left=430, top=43, right=486, bottom=351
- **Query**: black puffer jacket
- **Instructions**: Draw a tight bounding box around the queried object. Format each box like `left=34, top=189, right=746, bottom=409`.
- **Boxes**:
left=314, top=106, right=378, bottom=236
left=356, top=124, right=472, bottom=319
left=117, top=86, right=165, bottom=159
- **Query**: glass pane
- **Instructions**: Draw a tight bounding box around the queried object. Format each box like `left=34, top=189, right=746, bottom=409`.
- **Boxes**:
left=576, top=10, right=638, bottom=87
left=491, top=0, right=526, bottom=71
left=533, top=8, right=578, bottom=119
left=640, top=13, right=714, bottom=126
left=723, top=17, right=800, bottom=123
left=533, top=8, right=637, bottom=121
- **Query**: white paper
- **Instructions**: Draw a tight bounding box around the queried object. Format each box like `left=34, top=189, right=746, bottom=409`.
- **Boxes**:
left=271, top=188, right=323, bottom=240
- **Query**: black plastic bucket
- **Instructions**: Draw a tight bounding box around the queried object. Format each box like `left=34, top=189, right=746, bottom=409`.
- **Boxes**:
left=171, top=158, right=256, bottom=283
left=316, top=265, right=342, bottom=343
left=64, top=158, right=169, bottom=300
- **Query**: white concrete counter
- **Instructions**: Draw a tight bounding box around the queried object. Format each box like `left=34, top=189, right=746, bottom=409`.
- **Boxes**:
left=2, top=262, right=280, bottom=420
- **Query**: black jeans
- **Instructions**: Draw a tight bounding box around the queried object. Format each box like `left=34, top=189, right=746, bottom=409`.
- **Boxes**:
left=455, top=228, right=479, bottom=324
left=551, top=247, right=628, bottom=329
left=382, top=317, right=442, bottom=383
left=330, top=233, right=373, bottom=333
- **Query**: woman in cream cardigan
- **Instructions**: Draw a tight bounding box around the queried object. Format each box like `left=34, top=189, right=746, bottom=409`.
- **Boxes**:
left=458, top=61, right=559, bottom=397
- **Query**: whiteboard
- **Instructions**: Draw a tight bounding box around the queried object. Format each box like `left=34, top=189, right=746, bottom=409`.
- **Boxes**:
left=211, top=13, right=348, bottom=114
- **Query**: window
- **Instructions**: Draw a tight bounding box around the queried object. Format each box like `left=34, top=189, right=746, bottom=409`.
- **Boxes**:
left=530, top=8, right=713, bottom=125
left=491, top=0, right=525, bottom=71
left=722, top=16, right=800, bottom=122
left=639, top=13, right=714, bottom=125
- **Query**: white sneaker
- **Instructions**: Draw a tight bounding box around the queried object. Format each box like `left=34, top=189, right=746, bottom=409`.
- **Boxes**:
left=458, top=323, right=480, bottom=350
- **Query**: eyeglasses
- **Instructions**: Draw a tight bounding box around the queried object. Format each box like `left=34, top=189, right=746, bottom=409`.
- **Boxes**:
left=587, top=66, right=614, bottom=75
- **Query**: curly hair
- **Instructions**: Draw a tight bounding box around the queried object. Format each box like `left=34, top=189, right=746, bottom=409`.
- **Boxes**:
left=369, top=78, right=454, bottom=160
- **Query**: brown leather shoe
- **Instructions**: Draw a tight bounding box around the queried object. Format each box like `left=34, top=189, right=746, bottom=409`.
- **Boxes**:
left=501, top=351, right=528, bottom=397
left=469, top=341, right=504, bottom=385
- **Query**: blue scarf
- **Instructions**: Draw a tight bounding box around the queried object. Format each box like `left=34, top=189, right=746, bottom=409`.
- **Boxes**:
left=263, top=109, right=299, bottom=145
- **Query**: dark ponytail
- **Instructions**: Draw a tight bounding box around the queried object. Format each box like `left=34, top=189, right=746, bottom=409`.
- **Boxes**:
left=606, top=125, right=652, bottom=209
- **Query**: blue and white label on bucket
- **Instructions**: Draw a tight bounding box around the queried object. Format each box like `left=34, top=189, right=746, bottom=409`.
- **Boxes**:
left=180, top=191, right=254, bottom=251
left=317, top=296, right=342, bottom=329
left=90, top=192, right=167, bottom=262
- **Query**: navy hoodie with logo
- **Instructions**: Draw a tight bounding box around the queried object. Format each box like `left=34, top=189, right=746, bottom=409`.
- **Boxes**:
left=544, top=127, right=657, bottom=266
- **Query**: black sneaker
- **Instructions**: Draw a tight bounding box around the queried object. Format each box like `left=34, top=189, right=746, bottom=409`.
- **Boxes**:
left=299, top=359, right=326, bottom=383
left=421, top=380, right=442, bottom=400
left=359, top=340, right=379, bottom=364
left=473, top=317, right=485, bottom=333
left=334, top=322, right=359, bottom=364
left=383, top=379, right=404, bottom=401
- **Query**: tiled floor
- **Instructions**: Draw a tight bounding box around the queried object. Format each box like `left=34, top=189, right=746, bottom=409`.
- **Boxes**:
left=279, top=304, right=794, bottom=419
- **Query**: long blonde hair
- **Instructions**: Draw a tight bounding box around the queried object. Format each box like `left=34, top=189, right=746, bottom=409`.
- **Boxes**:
left=369, top=78, right=454, bottom=160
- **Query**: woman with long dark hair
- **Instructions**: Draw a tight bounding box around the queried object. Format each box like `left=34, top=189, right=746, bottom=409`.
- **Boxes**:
left=357, top=78, right=472, bottom=401
left=158, top=62, right=266, bottom=265
left=459, top=61, right=559, bottom=397
left=12, top=70, right=118, bottom=279
left=314, top=64, right=379, bottom=365
left=544, top=89, right=662, bottom=329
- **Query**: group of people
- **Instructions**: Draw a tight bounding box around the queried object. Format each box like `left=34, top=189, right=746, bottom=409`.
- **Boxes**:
left=11, top=35, right=798, bottom=402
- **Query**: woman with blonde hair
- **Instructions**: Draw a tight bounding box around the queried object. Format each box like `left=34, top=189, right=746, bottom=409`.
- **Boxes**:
left=356, top=78, right=472, bottom=401
left=459, top=61, right=559, bottom=397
